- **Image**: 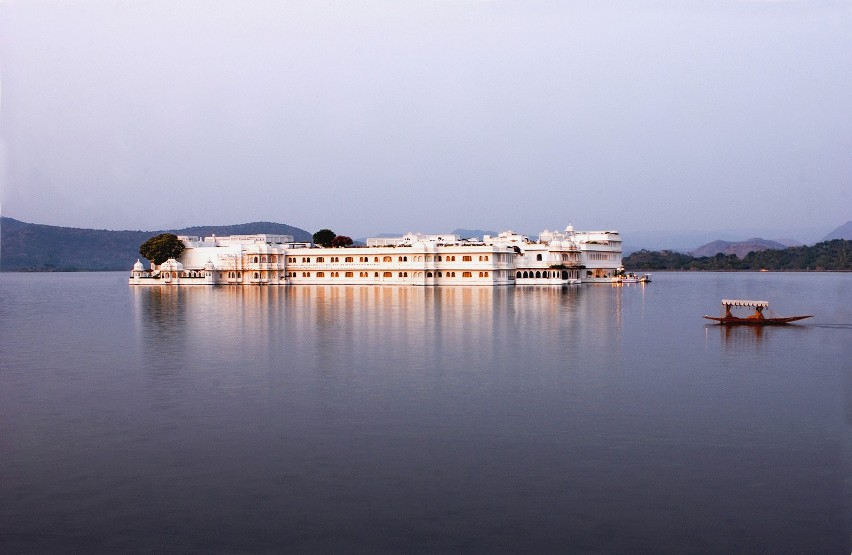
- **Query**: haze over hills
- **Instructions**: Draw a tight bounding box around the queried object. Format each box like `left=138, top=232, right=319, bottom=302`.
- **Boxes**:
left=823, top=221, right=852, bottom=241
left=689, top=238, right=789, bottom=259
left=0, top=217, right=310, bottom=271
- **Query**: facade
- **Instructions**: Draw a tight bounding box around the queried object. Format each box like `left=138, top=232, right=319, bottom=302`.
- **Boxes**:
left=129, top=226, right=623, bottom=286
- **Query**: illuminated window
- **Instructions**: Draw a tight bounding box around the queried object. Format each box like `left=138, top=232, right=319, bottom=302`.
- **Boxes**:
left=462, top=271, right=472, bottom=277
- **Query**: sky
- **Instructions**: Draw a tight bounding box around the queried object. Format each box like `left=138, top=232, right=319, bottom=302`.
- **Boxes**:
left=1, top=0, right=850, bottom=242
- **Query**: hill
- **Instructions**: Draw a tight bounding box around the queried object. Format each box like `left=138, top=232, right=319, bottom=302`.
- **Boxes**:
left=689, top=238, right=788, bottom=258
left=624, top=240, right=851, bottom=271
left=0, top=217, right=311, bottom=271
left=823, top=221, right=852, bottom=241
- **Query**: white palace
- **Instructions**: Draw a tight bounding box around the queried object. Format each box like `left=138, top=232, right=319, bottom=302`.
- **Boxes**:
left=129, top=226, right=623, bottom=287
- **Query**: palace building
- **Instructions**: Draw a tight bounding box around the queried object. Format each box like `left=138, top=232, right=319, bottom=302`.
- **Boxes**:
left=129, top=226, right=623, bottom=286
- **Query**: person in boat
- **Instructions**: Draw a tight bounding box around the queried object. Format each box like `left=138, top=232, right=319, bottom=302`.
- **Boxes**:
left=745, top=306, right=765, bottom=320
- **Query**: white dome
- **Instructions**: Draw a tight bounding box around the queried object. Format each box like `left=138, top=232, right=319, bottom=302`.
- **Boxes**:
left=133, top=259, right=145, bottom=271
left=159, top=258, right=184, bottom=271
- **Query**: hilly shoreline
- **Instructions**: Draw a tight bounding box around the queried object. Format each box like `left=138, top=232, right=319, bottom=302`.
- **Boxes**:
left=0, top=217, right=311, bottom=272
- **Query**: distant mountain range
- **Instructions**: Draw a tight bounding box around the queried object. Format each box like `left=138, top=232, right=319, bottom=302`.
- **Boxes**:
left=689, top=238, right=789, bottom=258
left=0, top=217, right=311, bottom=271
left=823, top=221, right=852, bottom=241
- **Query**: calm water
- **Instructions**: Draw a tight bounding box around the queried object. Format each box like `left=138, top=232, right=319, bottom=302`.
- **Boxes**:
left=1, top=272, right=850, bottom=553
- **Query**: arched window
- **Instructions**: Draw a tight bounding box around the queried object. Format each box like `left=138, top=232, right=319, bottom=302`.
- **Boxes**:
left=516, top=271, right=522, bottom=278
left=427, top=272, right=433, bottom=277
left=345, top=271, right=353, bottom=278
left=383, top=256, right=392, bottom=262
left=536, top=254, right=542, bottom=261
left=345, top=257, right=353, bottom=263
left=383, top=272, right=392, bottom=278
left=254, top=257, right=258, bottom=263
left=317, top=272, right=325, bottom=277
left=535, top=271, right=541, bottom=278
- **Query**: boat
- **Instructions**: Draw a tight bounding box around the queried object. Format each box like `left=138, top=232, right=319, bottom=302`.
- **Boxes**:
left=703, top=299, right=812, bottom=325
left=612, top=272, right=651, bottom=284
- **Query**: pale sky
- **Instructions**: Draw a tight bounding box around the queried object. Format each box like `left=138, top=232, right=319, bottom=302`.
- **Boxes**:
left=1, top=0, right=850, bottom=240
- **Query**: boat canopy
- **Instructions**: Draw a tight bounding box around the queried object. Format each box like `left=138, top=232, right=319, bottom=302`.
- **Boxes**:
left=721, top=299, right=769, bottom=308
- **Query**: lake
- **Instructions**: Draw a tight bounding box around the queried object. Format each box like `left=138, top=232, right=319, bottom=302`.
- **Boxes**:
left=1, top=272, right=850, bottom=553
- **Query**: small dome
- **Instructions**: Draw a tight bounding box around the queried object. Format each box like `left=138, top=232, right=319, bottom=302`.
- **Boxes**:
left=133, top=259, right=144, bottom=271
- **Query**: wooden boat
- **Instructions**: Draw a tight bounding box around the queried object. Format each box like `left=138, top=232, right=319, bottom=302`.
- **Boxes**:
left=703, top=299, right=812, bottom=325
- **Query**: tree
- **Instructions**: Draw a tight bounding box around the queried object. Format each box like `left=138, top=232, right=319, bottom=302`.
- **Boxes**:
left=313, top=228, right=336, bottom=247
left=331, top=235, right=353, bottom=247
left=139, top=233, right=186, bottom=265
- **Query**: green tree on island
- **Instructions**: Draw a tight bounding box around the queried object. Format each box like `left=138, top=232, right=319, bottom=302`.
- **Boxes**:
left=331, top=235, right=353, bottom=247
left=312, top=228, right=336, bottom=247
left=139, top=233, right=186, bottom=265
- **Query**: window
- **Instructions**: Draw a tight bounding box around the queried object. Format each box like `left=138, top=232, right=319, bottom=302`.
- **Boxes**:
left=345, top=271, right=353, bottom=278
left=462, top=255, right=472, bottom=262
left=437, top=272, right=443, bottom=277
left=345, top=257, right=353, bottom=263
left=317, top=272, right=325, bottom=277
left=462, top=271, right=472, bottom=278
left=374, top=257, right=379, bottom=262
left=437, top=256, right=442, bottom=261
left=536, top=254, right=543, bottom=261
left=516, top=272, right=522, bottom=278
left=383, top=256, right=392, bottom=262
left=427, top=272, right=433, bottom=277
left=383, top=272, right=392, bottom=278
left=316, top=257, right=324, bottom=263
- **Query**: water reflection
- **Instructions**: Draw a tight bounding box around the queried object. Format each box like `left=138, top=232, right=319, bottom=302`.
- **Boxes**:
left=130, top=285, right=625, bottom=382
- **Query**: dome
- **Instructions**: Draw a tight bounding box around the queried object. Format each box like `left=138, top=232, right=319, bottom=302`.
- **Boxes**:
left=133, top=259, right=144, bottom=271
left=159, top=258, right=184, bottom=271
